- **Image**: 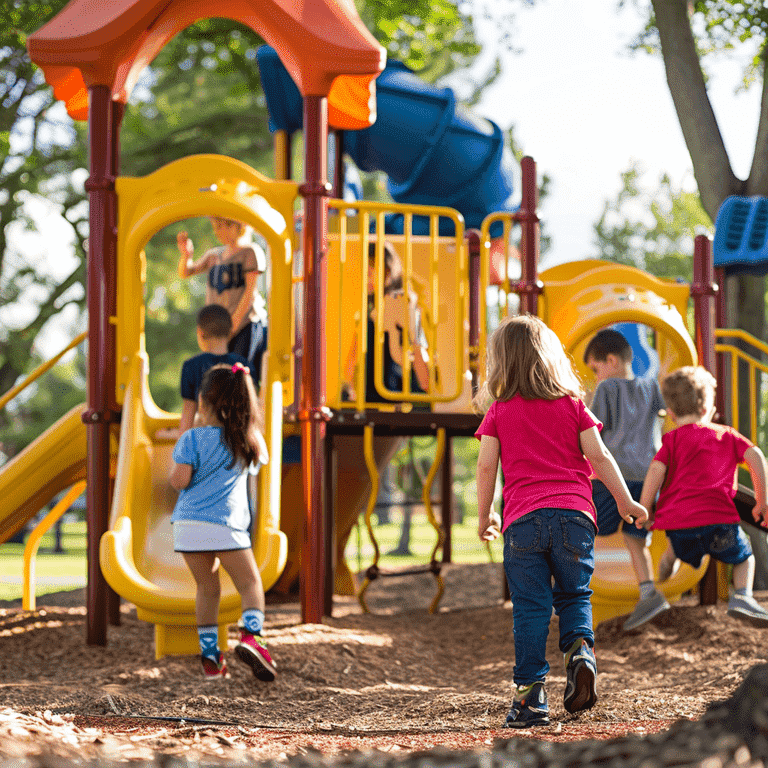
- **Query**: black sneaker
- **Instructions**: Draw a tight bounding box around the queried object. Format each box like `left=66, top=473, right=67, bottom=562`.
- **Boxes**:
left=563, top=639, right=597, bottom=714
left=504, top=682, right=550, bottom=728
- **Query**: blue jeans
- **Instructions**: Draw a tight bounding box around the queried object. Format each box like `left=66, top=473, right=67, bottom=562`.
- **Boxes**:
left=666, top=524, right=752, bottom=568
left=503, top=508, right=596, bottom=685
left=593, top=479, right=650, bottom=542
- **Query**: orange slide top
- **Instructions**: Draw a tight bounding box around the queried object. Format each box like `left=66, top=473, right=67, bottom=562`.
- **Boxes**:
left=27, top=0, right=384, bottom=128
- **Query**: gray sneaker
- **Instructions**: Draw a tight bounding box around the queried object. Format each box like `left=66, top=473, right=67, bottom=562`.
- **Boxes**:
left=622, top=589, right=671, bottom=631
left=728, top=594, right=768, bottom=627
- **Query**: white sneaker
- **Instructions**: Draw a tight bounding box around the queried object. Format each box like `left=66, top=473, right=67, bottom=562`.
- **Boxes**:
left=727, top=594, right=768, bottom=627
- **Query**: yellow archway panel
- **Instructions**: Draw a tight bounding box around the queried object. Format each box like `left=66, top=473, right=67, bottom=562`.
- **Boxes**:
left=104, top=155, right=296, bottom=656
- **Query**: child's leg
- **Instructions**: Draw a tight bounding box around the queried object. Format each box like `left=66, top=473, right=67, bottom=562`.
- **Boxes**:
left=182, top=552, right=222, bottom=626
left=622, top=531, right=654, bottom=584
left=549, top=510, right=597, bottom=714
left=219, top=548, right=276, bottom=680
left=218, top=548, right=264, bottom=609
left=733, top=554, right=756, bottom=593
left=502, top=512, right=554, bottom=687
left=182, top=552, right=224, bottom=669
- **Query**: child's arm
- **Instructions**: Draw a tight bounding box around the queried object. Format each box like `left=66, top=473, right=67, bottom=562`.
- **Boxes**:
left=580, top=426, right=648, bottom=526
left=744, top=446, right=768, bottom=528
left=169, top=461, right=193, bottom=491
left=229, top=258, right=260, bottom=336
left=176, top=232, right=211, bottom=278
left=178, top=399, right=197, bottom=435
left=639, top=460, right=667, bottom=514
left=476, top=435, right=502, bottom=541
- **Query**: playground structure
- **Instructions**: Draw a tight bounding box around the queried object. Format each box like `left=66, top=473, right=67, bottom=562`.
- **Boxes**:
left=1, top=0, right=767, bottom=655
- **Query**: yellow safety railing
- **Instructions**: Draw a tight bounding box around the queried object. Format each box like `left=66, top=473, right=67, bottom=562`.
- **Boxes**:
left=479, top=213, right=519, bottom=378
left=23, top=480, right=87, bottom=611
left=0, top=331, right=87, bottom=412
left=327, top=199, right=467, bottom=410
left=714, top=328, right=768, bottom=447
left=357, top=426, right=446, bottom=614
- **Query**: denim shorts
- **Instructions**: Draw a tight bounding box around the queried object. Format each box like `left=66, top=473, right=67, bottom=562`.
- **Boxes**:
left=593, top=479, right=650, bottom=543
left=666, top=524, right=753, bottom=568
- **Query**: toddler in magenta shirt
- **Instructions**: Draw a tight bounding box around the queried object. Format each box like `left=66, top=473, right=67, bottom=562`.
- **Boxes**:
left=475, top=315, right=647, bottom=728
left=640, top=366, right=768, bottom=626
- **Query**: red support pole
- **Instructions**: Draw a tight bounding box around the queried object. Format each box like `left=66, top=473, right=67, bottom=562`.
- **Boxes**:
left=692, top=234, right=717, bottom=374
left=106, top=100, right=124, bottom=628
left=299, top=94, right=331, bottom=624
left=692, top=234, right=719, bottom=606
left=515, top=156, right=542, bottom=316
left=83, top=85, right=119, bottom=645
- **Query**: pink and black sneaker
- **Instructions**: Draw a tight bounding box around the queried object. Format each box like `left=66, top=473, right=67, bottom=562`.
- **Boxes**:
left=235, top=631, right=277, bottom=681
left=201, top=653, right=229, bottom=680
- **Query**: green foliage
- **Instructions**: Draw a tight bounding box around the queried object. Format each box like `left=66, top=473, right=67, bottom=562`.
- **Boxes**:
left=593, top=163, right=712, bottom=281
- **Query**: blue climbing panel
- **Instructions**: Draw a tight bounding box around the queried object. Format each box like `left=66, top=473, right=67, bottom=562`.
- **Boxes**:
left=713, top=196, right=768, bottom=276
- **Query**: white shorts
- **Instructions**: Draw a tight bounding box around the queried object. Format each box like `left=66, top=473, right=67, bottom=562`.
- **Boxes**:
left=173, top=521, right=251, bottom=552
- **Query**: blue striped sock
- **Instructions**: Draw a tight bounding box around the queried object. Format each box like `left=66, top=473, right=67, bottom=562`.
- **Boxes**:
left=736, top=587, right=752, bottom=597
left=241, top=608, right=264, bottom=636
left=198, top=626, right=219, bottom=661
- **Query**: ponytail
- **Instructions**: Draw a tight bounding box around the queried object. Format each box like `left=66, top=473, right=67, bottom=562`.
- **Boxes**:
left=199, top=363, right=264, bottom=468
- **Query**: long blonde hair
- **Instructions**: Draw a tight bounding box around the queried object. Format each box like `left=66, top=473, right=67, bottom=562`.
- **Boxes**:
left=473, top=315, right=584, bottom=412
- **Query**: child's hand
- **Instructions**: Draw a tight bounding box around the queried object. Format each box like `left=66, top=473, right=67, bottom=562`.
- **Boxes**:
left=752, top=502, right=768, bottom=528
left=478, top=511, right=502, bottom=542
left=619, top=500, right=648, bottom=529
left=177, top=231, right=193, bottom=256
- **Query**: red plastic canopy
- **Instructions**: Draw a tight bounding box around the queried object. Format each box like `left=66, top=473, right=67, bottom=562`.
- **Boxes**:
left=27, top=0, right=384, bottom=127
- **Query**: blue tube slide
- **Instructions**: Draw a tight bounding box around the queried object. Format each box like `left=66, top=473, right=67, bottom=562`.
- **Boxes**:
left=256, top=46, right=517, bottom=235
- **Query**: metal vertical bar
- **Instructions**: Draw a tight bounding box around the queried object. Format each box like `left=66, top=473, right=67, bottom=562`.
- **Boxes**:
left=692, top=234, right=719, bottom=606
left=466, top=230, right=481, bottom=394
left=441, top=435, right=453, bottom=564
left=299, top=94, right=330, bottom=625
left=692, top=234, right=717, bottom=374
left=83, top=85, right=116, bottom=646
left=517, top=157, right=541, bottom=316
left=106, top=99, right=124, bottom=629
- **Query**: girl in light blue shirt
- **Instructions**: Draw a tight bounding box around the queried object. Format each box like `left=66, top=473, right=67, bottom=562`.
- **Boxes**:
left=170, top=362, right=276, bottom=681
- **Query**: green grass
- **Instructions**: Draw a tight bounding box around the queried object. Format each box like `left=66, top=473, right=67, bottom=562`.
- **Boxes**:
left=344, top=508, right=502, bottom=573
left=0, top=511, right=497, bottom=603
left=0, top=521, right=87, bottom=602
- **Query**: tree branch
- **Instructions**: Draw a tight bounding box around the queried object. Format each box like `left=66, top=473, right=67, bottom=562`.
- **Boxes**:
left=651, top=0, right=739, bottom=219
left=748, top=45, right=768, bottom=196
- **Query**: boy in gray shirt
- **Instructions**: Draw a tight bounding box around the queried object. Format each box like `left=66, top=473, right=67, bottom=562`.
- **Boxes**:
left=585, top=329, right=668, bottom=631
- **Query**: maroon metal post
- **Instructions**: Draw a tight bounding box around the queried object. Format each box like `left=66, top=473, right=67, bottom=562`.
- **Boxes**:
left=692, top=234, right=717, bottom=374
left=106, top=99, right=124, bottom=628
left=83, top=85, right=119, bottom=645
left=692, top=234, right=719, bottom=606
left=515, top=156, right=542, bottom=316
left=466, top=230, right=481, bottom=394
left=298, top=94, right=331, bottom=624
left=441, top=436, right=453, bottom=563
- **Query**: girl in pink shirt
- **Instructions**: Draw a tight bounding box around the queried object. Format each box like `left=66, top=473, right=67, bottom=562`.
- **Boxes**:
left=475, top=315, right=647, bottom=728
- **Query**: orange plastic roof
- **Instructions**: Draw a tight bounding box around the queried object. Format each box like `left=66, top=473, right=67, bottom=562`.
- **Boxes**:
left=27, top=0, right=385, bottom=127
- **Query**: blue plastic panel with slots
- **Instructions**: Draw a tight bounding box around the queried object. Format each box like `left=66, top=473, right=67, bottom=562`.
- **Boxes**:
left=713, top=196, right=768, bottom=276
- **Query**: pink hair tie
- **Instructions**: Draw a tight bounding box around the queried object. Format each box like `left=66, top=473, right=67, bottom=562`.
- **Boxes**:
left=232, top=362, right=248, bottom=374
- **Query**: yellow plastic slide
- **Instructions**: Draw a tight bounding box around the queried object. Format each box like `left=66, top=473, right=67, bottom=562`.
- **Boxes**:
left=100, top=352, right=287, bottom=659
left=0, top=405, right=117, bottom=544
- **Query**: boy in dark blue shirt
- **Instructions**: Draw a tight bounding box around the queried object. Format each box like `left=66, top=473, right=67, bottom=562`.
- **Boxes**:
left=179, top=305, right=255, bottom=434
